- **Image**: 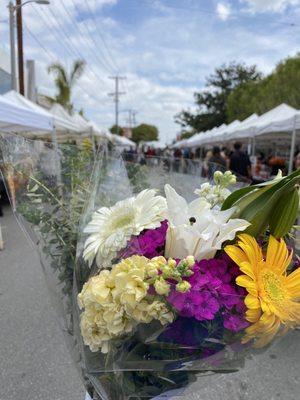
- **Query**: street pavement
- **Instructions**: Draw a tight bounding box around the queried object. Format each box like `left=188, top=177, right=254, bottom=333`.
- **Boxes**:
left=0, top=205, right=299, bottom=400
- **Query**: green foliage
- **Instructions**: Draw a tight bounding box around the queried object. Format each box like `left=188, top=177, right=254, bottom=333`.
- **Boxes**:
left=175, top=62, right=261, bottom=134
left=180, top=130, right=196, bottom=140
left=17, top=146, right=94, bottom=296
left=222, top=170, right=300, bottom=238
left=47, top=59, right=86, bottom=113
left=132, top=124, right=159, bottom=143
left=110, top=124, right=124, bottom=136
left=227, top=55, right=300, bottom=121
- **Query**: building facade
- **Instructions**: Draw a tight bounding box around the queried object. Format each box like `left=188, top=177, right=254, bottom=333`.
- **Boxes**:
left=0, top=47, right=11, bottom=94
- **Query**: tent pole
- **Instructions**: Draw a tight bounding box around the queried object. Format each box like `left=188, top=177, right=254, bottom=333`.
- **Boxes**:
left=90, top=127, right=96, bottom=156
left=288, top=122, right=296, bottom=174
left=247, top=138, right=251, bottom=155
left=252, top=137, right=256, bottom=156
left=51, top=127, right=62, bottom=188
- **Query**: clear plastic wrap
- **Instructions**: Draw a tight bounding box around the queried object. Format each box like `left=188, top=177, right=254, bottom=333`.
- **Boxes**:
left=1, top=132, right=299, bottom=400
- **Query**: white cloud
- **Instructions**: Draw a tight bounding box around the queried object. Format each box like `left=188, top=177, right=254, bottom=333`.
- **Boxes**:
left=241, top=0, right=300, bottom=13
left=216, top=2, right=231, bottom=20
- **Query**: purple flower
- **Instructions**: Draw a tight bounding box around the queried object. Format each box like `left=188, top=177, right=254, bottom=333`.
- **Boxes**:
left=120, top=220, right=168, bottom=259
left=167, top=256, right=248, bottom=332
left=194, top=291, right=220, bottom=321
left=222, top=312, right=249, bottom=332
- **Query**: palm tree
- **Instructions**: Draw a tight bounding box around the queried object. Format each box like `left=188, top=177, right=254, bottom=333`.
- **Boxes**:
left=47, top=59, right=85, bottom=113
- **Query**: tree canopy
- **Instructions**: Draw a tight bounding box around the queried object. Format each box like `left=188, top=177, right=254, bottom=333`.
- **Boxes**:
left=132, top=123, right=159, bottom=143
left=227, top=55, right=300, bottom=121
left=175, top=62, right=261, bottom=133
left=109, top=124, right=124, bottom=136
left=47, top=59, right=85, bottom=113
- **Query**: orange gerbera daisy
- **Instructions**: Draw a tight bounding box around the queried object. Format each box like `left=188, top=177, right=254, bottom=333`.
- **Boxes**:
left=225, top=234, right=300, bottom=348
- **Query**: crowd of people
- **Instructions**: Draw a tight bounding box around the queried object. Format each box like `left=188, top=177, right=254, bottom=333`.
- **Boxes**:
left=123, top=142, right=253, bottom=180
left=1, top=141, right=299, bottom=218
left=122, top=141, right=300, bottom=184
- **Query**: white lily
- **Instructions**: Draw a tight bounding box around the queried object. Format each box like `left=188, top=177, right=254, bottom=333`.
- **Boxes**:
left=164, top=184, right=250, bottom=260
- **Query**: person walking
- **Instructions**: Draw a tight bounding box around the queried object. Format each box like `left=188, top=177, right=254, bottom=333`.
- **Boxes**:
left=229, top=142, right=252, bottom=179
left=208, top=146, right=226, bottom=178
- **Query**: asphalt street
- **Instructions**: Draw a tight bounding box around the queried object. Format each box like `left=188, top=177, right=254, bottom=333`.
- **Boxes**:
left=0, top=205, right=299, bottom=400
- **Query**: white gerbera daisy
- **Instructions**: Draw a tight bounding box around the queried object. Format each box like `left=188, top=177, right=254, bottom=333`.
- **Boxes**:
left=83, top=189, right=167, bottom=267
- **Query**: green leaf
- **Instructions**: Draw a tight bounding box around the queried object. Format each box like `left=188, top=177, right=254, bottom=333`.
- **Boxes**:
left=269, top=188, right=300, bottom=238
left=221, top=185, right=258, bottom=210
left=241, top=175, right=300, bottom=236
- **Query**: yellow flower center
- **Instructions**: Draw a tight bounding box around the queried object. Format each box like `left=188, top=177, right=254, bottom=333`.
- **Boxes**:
left=111, top=213, right=134, bottom=230
left=261, top=271, right=285, bottom=304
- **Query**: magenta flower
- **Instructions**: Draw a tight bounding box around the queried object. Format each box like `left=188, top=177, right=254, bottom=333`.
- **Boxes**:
left=194, top=291, right=220, bottom=321
left=167, top=256, right=248, bottom=332
left=119, top=220, right=168, bottom=259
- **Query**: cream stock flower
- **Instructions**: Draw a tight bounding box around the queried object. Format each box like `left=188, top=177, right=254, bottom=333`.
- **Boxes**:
left=154, top=277, right=170, bottom=296
left=147, top=301, right=174, bottom=325
left=78, top=255, right=174, bottom=353
left=83, top=189, right=167, bottom=267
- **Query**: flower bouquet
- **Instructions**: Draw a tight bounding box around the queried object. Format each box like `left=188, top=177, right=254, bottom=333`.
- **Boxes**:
left=1, top=133, right=300, bottom=400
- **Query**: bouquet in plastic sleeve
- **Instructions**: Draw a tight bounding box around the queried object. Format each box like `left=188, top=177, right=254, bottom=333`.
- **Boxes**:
left=1, top=133, right=300, bottom=400
left=74, top=149, right=300, bottom=399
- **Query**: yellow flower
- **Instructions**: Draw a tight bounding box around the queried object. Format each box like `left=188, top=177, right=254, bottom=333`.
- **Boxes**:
left=77, top=270, right=112, bottom=309
left=176, top=280, right=191, bottom=293
left=154, top=276, right=171, bottom=296
left=77, top=255, right=174, bottom=353
left=146, top=300, right=174, bottom=325
left=111, top=256, right=149, bottom=308
left=225, top=234, right=300, bottom=348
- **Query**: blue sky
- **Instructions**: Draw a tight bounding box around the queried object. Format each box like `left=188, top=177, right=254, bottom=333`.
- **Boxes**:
left=1, top=0, right=300, bottom=143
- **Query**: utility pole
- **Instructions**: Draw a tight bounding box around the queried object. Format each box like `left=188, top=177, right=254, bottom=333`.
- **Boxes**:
left=8, top=1, right=50, bottom=94
left=16, top=0, right=24, bottom=95
left=8, top=2, right=17, bottom=91
left=125, top=109, right=138, bottom=128
left=108, top=76, right=126, bottom=136
left=131, top=109, right=138, bottom=127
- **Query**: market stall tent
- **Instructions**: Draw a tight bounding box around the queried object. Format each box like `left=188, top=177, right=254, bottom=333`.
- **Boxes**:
left=48, top=103, right=82, bottom=134
left=0, top=94, right=53, bottom=133
left=112, top=134, right=136, bottom=149
left=185, top=124, right=227, bottom=148
left=3, top=90, right=80, bottom=137
left=227, top=104, right=299, bottom=141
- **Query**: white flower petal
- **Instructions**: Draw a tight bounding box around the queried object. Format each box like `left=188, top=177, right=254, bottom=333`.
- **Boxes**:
left=83, top=189, right=166, bottom=267
left=164, top=185, right=250, bottom=261
left=164, top=184, right=188, bottom=226
left=213, top=219, right=251, bottom=250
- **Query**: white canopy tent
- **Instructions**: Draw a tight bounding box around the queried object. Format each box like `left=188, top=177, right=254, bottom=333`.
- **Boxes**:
left=112, top=134, right=136, bottom=149
left=141, top=140, right=164, bottom=149
left=174, top=104, right=300, bottom=173
left=88, top=121, right=113, bottom=141
left=227, top=104, right=299, bottom=141
left=48, top=103, right=82, bottom=135
left=3, top=91, right=80, bottom=138
left=0, top=94, right=53, bottom=133
left=225, top=104, right=300, bottom=173
left=183, top=124, right=227, bottom=148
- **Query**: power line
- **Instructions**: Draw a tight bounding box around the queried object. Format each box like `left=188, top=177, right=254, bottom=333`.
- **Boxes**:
left=54, top=2, right=134, bottom=114
left=83, top=0, right=120, bottom=73
left=65, top=1, right=135, bottom=106
left=30, top=4, right=107, bottom=90
left=69, top=0, right=115, bottom=74
left=24, top=24, right=110, bottom=109
left=45, top=6, right=108, bottom=86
